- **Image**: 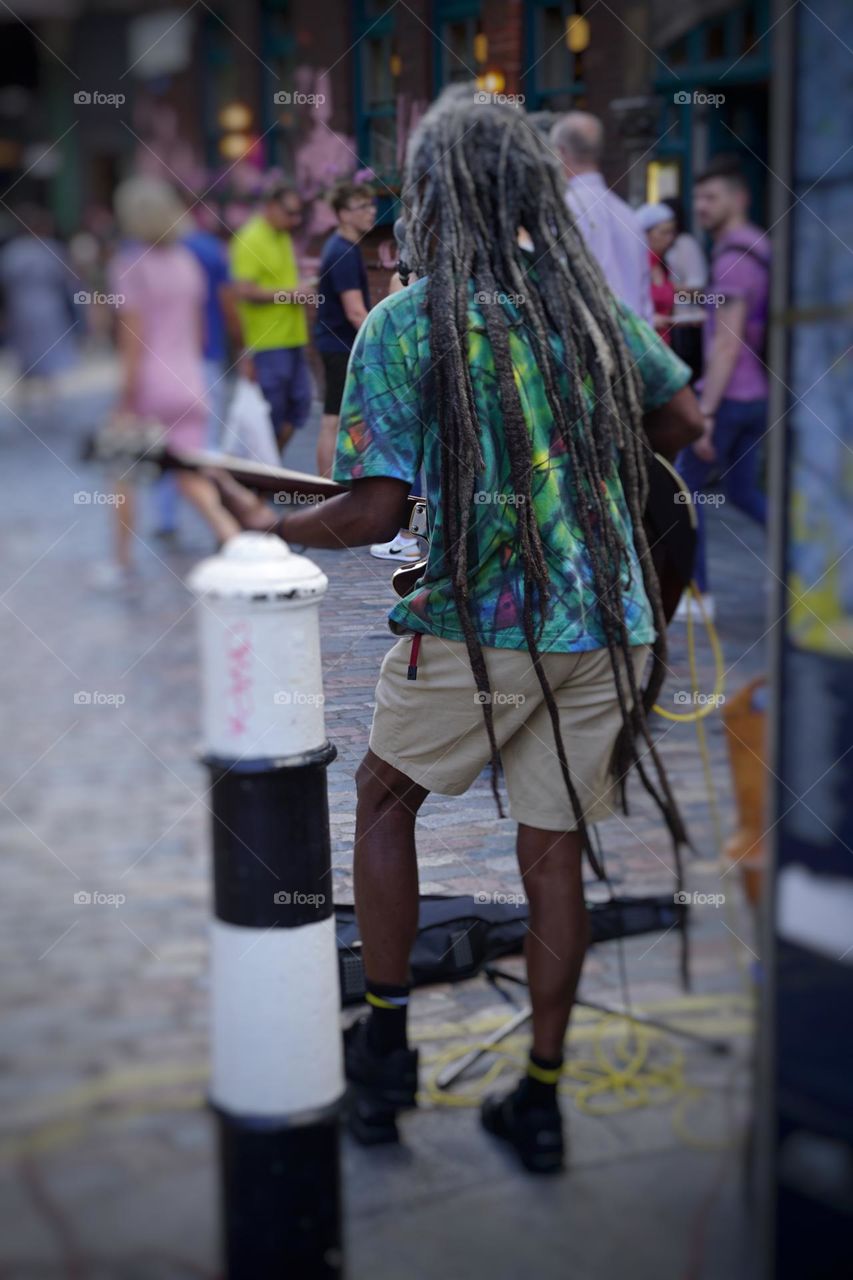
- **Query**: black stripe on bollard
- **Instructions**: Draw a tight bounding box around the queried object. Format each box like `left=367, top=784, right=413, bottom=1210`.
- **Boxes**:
left=207, top=743, right=337, bottom=929
left=215, top=1102, right=343, bottom=1280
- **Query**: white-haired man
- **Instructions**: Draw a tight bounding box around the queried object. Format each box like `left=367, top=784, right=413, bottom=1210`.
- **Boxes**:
left=551, top=111, right=653, bottom=323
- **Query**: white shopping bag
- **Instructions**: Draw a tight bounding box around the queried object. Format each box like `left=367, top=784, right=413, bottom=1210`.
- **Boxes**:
left=220, top=378, right=280, bottom=467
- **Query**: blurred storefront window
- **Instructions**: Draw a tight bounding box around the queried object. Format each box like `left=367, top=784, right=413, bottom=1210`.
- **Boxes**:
left=525, top=1, right=587, bottom=112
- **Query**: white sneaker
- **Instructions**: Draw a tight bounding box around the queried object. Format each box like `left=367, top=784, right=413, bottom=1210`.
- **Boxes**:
left=89, top=562, right=141, bottom=594
left=674, top=591, right=715, bottom=623
left=369, top=532, right=423, bottom=562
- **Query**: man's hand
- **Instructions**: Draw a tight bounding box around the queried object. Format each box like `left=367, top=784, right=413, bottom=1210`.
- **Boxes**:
left=238, top=351, right=256, bottom=382
left=280, top=281, right=316, bottom=303
left=208, top=473, right=411, bottom=551
left=206, top=471, right=279, bottom=533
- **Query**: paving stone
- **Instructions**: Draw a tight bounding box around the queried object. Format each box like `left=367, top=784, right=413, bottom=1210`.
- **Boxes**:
left=0, top=367, right=765, bottom=1277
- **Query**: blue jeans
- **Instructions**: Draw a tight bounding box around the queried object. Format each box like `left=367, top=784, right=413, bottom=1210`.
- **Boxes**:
left=677, top=398, right=768, bottom=593
left=254, top=347, right=312, bottom=435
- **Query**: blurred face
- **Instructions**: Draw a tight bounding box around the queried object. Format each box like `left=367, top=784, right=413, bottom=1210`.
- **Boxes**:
left=266, top=194, right=303, bottom=233
left=694, top=177, right=746, bottom=233
left=339, top=194, right=377, bottom=236
left=647, top=219, right=677, bottom=257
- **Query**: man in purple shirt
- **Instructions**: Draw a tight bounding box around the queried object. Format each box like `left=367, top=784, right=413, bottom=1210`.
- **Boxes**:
left=677, top=160, right=770, bottom=618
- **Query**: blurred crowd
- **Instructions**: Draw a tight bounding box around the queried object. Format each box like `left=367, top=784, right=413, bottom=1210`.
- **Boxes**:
left=0, top=100, right=770, bottom=610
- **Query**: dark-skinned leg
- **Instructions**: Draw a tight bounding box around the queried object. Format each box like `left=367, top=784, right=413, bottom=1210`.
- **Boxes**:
left=277, top=420, right=295, bottom=453
left=517, top=824, right=590, bottom=1061
left=345, top=749, right=428, bottom=1137
left=481, top=822, right=585, bottom=1171
left=353, top=748, right=429, bottom=985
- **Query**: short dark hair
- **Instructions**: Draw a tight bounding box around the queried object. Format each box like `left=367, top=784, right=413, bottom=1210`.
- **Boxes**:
left=265, top=182, right=301, bottom=206
left=694, top=155, right=749, bottom=192
left=329, top=180, right=374, bottom=215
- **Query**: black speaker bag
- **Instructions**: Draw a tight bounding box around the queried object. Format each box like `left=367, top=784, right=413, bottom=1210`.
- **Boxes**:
left=334, top=893, right=684, bottom=1006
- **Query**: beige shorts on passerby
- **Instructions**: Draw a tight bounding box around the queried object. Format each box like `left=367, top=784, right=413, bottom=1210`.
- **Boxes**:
left=369, top=633, right=650, bottom=832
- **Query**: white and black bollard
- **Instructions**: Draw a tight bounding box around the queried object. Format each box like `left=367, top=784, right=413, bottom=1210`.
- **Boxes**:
left=188, top=533, right=344, bottom=1279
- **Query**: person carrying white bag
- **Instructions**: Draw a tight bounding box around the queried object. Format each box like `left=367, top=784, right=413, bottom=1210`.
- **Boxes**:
left=220, top=376, right=282, bottom=468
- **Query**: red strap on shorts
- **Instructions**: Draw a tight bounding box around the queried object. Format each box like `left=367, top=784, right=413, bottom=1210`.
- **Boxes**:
left=407, top=633, right=422, bottom=681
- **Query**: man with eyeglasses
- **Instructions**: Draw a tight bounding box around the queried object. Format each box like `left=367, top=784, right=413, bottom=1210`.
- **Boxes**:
left=315, top=181, right=376, bottom=477
left=230, top=183, right=313, bottom=453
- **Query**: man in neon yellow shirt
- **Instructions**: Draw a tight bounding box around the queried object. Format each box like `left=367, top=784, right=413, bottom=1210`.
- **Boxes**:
left=230, top=184, right=313, bottom=451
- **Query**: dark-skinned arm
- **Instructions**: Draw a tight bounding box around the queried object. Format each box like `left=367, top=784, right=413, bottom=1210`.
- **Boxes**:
left=642, top=383, right=705, bottom=462
left=214, top=472, right=412, bottom=550
left=279, top=477, right=410, bottom=547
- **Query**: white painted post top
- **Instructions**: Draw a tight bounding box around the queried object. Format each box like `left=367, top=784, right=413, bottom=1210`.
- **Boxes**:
left=188, top=532, right=328, bottom=603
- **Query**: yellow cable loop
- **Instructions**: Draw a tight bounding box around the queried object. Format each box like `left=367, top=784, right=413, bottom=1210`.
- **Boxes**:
left=686, top=585, right=726, bottom=854
left=652, top=583, right=725, bottom=723
left=416, top=998, right=752, bottom=1150
left=653, top=580, right=752, bottom=978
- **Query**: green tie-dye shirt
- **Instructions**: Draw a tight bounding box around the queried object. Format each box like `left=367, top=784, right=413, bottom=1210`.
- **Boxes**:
left=332, top=275, right=690, bottom=653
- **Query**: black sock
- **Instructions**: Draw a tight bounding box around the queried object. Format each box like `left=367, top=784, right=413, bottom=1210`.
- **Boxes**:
left=516, top=1051, right=563, bottom=1110
left=365, top=980, right=410, bottom=1055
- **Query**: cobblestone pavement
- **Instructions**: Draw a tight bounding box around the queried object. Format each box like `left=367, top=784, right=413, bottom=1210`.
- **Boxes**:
left=0, top=362, right=767, bottom=1278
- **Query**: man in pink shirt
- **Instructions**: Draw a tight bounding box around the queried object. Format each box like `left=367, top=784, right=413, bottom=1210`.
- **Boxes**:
left=677, top=159, right=770, bottom=619
left=551, top=112, right=653, bottom=323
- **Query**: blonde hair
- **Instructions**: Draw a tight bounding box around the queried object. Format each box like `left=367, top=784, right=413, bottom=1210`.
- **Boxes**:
left=114, top=177, right=187, bottom=246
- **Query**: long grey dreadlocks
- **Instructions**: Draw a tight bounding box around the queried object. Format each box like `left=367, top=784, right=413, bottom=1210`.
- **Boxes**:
left=401, top=86, right=687, bottom=875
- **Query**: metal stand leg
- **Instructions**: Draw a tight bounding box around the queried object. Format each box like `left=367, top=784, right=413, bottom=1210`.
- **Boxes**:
left=435, top=964, right=731, bottom=1091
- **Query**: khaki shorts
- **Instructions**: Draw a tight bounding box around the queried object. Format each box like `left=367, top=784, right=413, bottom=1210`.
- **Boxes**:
left=369, top=634, right=650, bottom=832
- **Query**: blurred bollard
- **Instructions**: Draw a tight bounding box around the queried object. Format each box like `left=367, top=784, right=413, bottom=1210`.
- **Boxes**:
left=722, top=677, right=768, bottom=908
left=188, top=533, right=344, bottom=1279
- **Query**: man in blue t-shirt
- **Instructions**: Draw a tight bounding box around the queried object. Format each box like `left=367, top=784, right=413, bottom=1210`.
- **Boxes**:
left=154, top=222, right=233, bottom=539
left=314, top=181, right=375, bottom=477
left=183, top=225, right=233, bottom=440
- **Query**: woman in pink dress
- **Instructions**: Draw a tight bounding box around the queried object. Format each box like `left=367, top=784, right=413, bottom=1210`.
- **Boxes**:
left=104, top=178, right=238, bottom=584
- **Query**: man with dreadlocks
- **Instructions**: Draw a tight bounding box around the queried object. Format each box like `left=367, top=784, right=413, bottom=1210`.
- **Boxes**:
left=220, top=84, right=703, bottom=1173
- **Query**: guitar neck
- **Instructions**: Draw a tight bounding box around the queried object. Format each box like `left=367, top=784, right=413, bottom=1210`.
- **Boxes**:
left=163, top=447, right=349, bottom=499
left=165, top=448, right=424, bottom=514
